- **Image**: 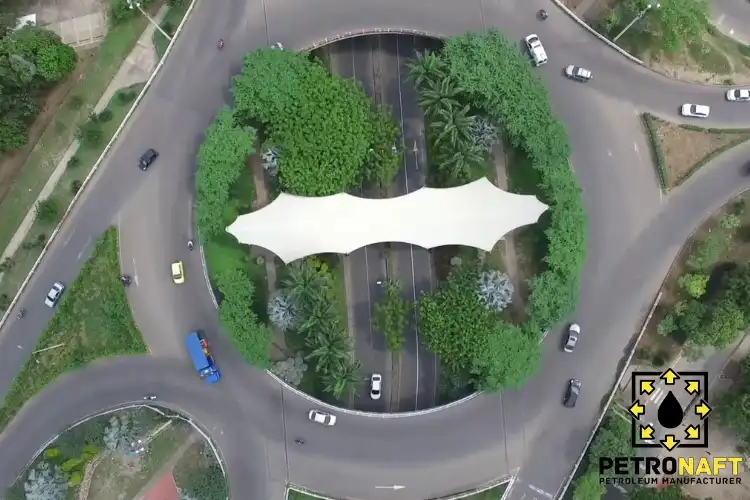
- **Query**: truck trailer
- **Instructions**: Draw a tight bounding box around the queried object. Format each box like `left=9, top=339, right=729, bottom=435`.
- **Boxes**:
left=185, top=331, right=221, bottom=383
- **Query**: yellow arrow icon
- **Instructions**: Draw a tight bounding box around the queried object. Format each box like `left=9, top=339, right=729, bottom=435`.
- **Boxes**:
left=661, top=368, right=679, bottom=385
left=685, top=380, right=701, bottom=395
left=695, top=400, right=712, bottom=420
left=640, top=380, right=655, bottom=395
left=629, top=401, right=645, bottom=419
left=640, top=425, right=655, bottom=440
left=661, top=434, right=680, bottom=451
left=685, top=425, right=701, bottom=440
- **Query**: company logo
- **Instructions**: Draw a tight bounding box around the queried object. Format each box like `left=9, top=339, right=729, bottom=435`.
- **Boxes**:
left=598, top=368, right=743, bottom=487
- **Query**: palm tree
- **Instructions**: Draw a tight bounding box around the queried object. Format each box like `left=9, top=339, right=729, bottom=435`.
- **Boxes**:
left=306, top=333, right=352, bottom=375
left=418, top=77, right=463, bottom=119
left=282, top=261, right=330, bottom=311
left=407, top=50, right=447, bottom=89
left=439, top=145, right=484, bottom=183
left=430, top=104, right=475, bottom=151
left=321, top=360, right=362, bottom=400
left=299, top=299, right=339, bottom=344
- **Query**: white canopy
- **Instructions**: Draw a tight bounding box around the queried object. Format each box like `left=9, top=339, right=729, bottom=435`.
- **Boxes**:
left=226, top=177, right=548, bottom=263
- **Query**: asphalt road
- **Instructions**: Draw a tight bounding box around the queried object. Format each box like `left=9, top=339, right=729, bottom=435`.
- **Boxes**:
left=712, top=0, right=750, bottom=44
left=3, top=0, right=750, bottom=499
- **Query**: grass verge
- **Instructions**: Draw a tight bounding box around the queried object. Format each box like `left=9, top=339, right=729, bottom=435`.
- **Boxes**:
left=173, top=439, right=228, bottom=500
left=463, top=483, right=509, bottom=500
left=0, top=84, right=145, bottom=311
left=153, top=1, right=191, bottom=59
left=0, top=6, right=161, bottom=254
left=641, top=113, right=750, bottom=190
left=0, top=227, right=147, bottom=431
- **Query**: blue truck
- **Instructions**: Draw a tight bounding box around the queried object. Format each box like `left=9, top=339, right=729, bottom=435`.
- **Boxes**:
left=185, top=331, right=221, bottom=383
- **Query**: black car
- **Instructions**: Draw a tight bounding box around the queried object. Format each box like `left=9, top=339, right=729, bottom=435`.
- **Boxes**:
left=564, top=379, right=582, bottom=408
left=138, top=148, right=159, bottom=170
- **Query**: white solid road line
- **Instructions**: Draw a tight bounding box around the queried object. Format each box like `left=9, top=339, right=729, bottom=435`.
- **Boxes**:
left=132, top=257, right=139, bottom=287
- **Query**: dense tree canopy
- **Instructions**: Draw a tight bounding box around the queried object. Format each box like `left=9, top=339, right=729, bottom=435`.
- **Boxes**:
left=717, top=355, right=750, bottom=444
left=231, top=48, right=398, bottom=196
left=0, top=23, right=77, bottom=153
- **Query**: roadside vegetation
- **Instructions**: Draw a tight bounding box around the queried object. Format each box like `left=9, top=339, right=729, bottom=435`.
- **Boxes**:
left=717, top=354, right=750, bottom=449
left=195, top=47, right=400, bottom=400
left=0, top=228, right=146, bottom=430
left=461, top=483, right=508, bottom=499
left=642, top=113, right=750, bottom=191
left=584, top=0, right=750, bottom=84
left=637, top=198, right=750, bottom=367
left=153, top=0, right=190, bottom=59
left=410, top=30, right=586, bottom=394
left=173, top=438, right=228, bottom=500
left=0, top=85, right=142, bottom=313
left=4, top=408, right=195, bottom=500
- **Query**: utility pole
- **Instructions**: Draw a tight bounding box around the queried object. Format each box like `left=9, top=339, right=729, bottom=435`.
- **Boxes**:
left=613, top=2, right=660, bottom=42
left=127, top=0, right=172, bottom=41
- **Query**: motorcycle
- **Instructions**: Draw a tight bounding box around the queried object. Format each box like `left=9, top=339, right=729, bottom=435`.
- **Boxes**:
left=188, top=240, right=194, bottom=251
left=218, top=39, right=225, bottom=50
left=539, top=9, right=548, bottom=20
left=294, top=439, right=305, bottom=445
left=16, top=308, right=25, bottom=320
left=120, top=275, right=132, bottom=286
left=143, top=395, right=157, bottom=401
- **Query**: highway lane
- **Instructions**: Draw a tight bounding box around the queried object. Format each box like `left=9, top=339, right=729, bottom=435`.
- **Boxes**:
left=712, top=0, right=750, bottom=44
left=4, top=0, right=750, bottom=499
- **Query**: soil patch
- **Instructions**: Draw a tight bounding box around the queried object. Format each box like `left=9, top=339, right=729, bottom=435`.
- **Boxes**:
left=143, top=471, right=179, bottom=500
left=0, top=49, right=95, bottom=203
left=644, top=114, right=750, bottom=189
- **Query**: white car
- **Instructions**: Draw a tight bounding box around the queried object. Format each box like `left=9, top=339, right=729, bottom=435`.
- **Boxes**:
left=370, top=373, right=382, bottom=400
left=727, top=89, right=750, bottom=102
left=564, top=65, right=592, bottom=82
left=681, top=104, right=710, bottom=118
left=564, top=323, right=580, bottom=353
left=44, top=281, right=65, bottom=308
left=524, top=34, right=548, bottom=66
left=308, top=409, right=336, bottom=426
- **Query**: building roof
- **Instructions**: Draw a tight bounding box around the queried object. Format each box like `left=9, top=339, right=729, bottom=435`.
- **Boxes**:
left=226, top=177, right=548, bottom=263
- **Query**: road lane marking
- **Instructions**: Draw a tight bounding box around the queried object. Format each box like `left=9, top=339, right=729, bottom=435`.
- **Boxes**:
left=76, top=236, right=92, bottom=261
left=716, top=14, right=725, bottom=25
left=132, top=257, right=139, bottom=287
left=607, top=149, right=613, bottom=156
left=527, top=484, right=553, bottom=499
left=633, top=142, right=638, bottom=153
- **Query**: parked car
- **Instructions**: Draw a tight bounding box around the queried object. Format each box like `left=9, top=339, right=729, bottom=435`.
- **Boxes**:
left=564, top=379, right=582, bottom=408
left=138, top=149, right=159, bottom=170
left=564, top=65, right=592, bottom=82
left=44, top=281, right=65, bottom=308
left=564, top=323, right=581, bottom=353
left=680, top=104, right=710, bottom=118
left=524, top=34, right=548, bottom=66
left=171, top=261, right=185, bottom=284
left=726, top=89, right=750, bottom=102
left=308, top=409, right=336, bottom=426
left=370, top=373, right=382, bottom=400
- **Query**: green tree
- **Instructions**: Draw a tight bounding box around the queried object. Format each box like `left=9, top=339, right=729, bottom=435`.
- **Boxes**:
left=407, top=51, right=448, bottom=89
left=677, top=273, right=708, bottom=298
left=365, top=104, right=402, bottom=188
left=36, top=198, right=60, bottom=223
left=305, top=332, right=351, bottom=375
left=588, top=416, right=632, bottom=474
left=686, top=230, right=731, bottom=271
left=692, top=298, right=744, bottom=348
left=629, top=485, right=689, bottom=500
left=633, top=0, right=709, bottom=54
left=717, top=356, right=750, bottom=444
left=195, top=106, right=256, bottom=240
left=373, top=279, right=408, bottom=352
left=215, top=269, right=271, bottom=367
left=231, top=48, right=375, bottom=196
left=572, top=471, right=605, bottom=500
left=9, top=25, right=76, bottom=82
left=321, top=360, right=361, bottom=400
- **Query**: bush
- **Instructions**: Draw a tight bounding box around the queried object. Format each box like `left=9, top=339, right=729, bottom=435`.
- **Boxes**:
left=0, top=294, right=9, bottom=311
left=71, top=179, right=82, bottom=194
left=68, top=95, right=84, bottom=110
left=161, top=21, right=175, bottom=36
left=76, top=120, right=103, bottom=148
left=67, top=155, right=80, bottom=169
left=678, top=273, right=708, bottom=298
left=36, top=198, right=60, bottom=223
left=642, top=113, right=668, bottom=190
left=116, top=90, right=136, bottom=104
left=97, top=109, right=113, bottom=122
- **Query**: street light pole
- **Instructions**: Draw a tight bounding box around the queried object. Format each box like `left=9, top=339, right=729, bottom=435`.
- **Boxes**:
left=612, top=2, right=660, bottom=42
left=126, top=0, right=172, bottom=41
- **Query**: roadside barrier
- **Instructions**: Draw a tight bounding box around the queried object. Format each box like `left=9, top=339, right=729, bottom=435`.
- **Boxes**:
left=304, top=28, right=442, bottom=51
left=549, top=0, right=645, bottom=66
left=0, top=0, right=201, bottom=332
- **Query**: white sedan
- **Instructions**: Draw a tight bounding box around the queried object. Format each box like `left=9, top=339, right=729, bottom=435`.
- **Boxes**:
left=44, top=281, right=65, bottom=308
left=308, top=409, right=336, bottom=426
left=727, top=89, right=750, bottom=102
left=681, top=104, right=710, bottom=118
left=370, top=373, right=382, bottom=400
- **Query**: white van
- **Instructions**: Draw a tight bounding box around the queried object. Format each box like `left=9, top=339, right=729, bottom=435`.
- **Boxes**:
left=525, top=34, right=548, bottom=66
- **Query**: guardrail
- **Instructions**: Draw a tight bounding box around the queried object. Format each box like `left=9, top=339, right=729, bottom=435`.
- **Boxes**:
left=304, top=28, right=443, bottom=51
left=0, top=0, right=201, bottom=332
left=555, top=290, right=662, bottom=498
left=549, top=0, right=645, bottom=66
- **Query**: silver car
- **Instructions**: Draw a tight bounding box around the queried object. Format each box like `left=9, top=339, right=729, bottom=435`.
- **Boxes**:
left=564, top=323, right=580, bottom=353
left=44, top=281, right=65, bottom=308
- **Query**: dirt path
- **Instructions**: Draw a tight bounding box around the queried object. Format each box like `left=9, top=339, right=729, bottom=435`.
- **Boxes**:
left=130, top=433, right=200, bottom=500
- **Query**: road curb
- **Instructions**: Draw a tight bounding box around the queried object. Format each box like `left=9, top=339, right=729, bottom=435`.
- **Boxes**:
left=0, top=0, right=202, bottom=332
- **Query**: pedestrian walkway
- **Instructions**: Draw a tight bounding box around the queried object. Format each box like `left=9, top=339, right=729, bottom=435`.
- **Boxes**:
left=0, top=6, right=167, bottom=280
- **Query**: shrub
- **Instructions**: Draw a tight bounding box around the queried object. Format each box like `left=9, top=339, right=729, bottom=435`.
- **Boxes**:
left=36, top=198, right=60, bottom=223
left=642, top=113, right=668, bottom=190
left=76, top=120, right=103, bottom=148
left=97, top=109, right=113, bottom=122
left=68, top=95, right=84, bottom=110
left=71, top=179, right=82, bottom=195
left=117, top=90, right=136, bottom=104
left=67, top=155, right=80, bottom=169
left=678, top=273, right=708, bottom=298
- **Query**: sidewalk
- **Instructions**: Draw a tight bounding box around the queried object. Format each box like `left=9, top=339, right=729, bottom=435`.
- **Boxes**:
left=0, top=5, right=168, bottom=270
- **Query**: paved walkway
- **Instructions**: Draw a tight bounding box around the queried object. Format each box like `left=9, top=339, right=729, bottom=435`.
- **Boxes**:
left=0, top=6, right=167, bottom=278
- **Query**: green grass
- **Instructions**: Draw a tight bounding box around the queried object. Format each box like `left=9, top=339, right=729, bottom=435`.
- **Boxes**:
left=687, top=41, right=732, bottom=74
left=463, top=483, right=508, bottom=500
left=330, top=259, right=349, bottom=333
left=0, top=11, right=157, bottom=255
left=172, top=440, right=228, bottom=500
left=0, top=84, right=145, bottom=308
left=153, top=2, right=191, bottom=59
left=0, top=227, right=147, bottom=431
left=287, top=490, right=320, bottom=500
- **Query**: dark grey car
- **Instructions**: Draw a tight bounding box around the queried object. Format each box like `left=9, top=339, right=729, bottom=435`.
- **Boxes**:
left=564, top=379, right=582, bottom=408
left=138, top=148, right=159, bottom=170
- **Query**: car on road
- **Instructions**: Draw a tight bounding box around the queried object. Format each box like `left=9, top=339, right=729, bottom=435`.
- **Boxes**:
left=564, top=379, right=582, bottom=408
left=138, top=148, right=159, bottom=170
left=680, top=104, right=710, bottom=118
left=308, top=409, right=336, bottom=426
left=44, top=281, right=65, bottom=307
left=524, top=34, right=548, bottom=66
left=564, top=65, right=592, bottom=82
left=370, top=373, right=382, bottom=400
left=564, top=323, right=580, bottom=353
left=727, top=89, right=750, bottom=102
left=171, top=261, right=185, bottom=284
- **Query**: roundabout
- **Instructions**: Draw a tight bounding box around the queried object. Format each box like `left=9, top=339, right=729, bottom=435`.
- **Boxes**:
left=2, top=1, right=750, bottom=500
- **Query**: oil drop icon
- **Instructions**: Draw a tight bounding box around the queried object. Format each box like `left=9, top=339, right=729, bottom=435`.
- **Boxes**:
left=657, top=391, right=684, bottom=429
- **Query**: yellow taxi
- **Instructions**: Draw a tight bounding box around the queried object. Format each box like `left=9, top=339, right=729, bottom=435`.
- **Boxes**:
left=171, top=261, right=185, bottom=284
